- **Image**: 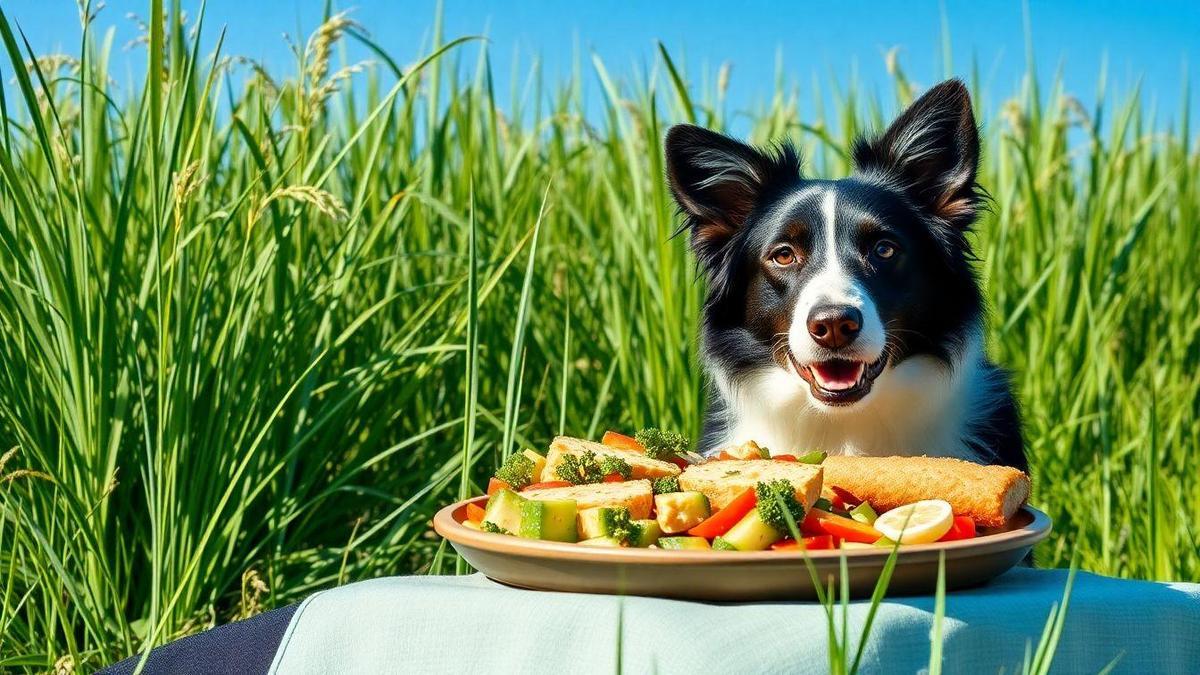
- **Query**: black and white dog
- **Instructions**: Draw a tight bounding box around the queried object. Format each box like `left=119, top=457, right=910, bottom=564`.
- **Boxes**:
left=665, top=79, right=1027, bottom=471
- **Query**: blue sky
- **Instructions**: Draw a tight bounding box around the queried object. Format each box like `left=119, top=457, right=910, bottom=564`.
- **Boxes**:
left=5, top=1, right=1197, bottom=131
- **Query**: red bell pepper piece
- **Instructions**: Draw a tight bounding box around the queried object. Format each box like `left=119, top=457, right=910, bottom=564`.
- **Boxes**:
left=938, top=515, right=977, bottom=541
left=602, top=430, right=645, bottom=452
left=773, top=454, right=799, bottom=462
left=601, top=472, right=625, bottom=483
left=486, top=477, right=512, bottom=497
left=465, top=502, right=487, bottom=524
left=803, top=509, right=883, bottom=543
left=688, top=487, right=756, bottom=539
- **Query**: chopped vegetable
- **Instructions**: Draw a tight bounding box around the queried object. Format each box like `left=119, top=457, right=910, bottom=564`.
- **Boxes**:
left=480, top=521, right=514, bottom=535
left=812, top=497, right=834, bottom=512
left=654, top=491, right=710, bottom=533
left=938, top=515, right=977, bottom=542
left=635, top=427, right=690, bottom=461
left=465, top=502, right=487, bottom=524
left=687, top=487, right=756, bottom=538
left=803, top=508, right=884, bottom=543
left=804, top=534, right=836, bottom=550
left=554, top=450, right=605, bottom=485
left=602, top=472, right=625, bottom=483
left=849, top=501, right=878, bottom=525
left=711, top=536, right=738, bottom=551
left=795, top=450, right=827, bottom=464
left=721, top=509, right=784, bottom=550
left=486, top=477, right=512, bottom=497
left=599, top=455, right=633, bottom=480
left=601, top=430, right=645, bottom=451
left=494, top=453, right=536, bottom=490
left=754, top=480, right=807, bottom=534
left=651, top=475, right=681, bottom=495
left=773, top=454, right=799, bottom=462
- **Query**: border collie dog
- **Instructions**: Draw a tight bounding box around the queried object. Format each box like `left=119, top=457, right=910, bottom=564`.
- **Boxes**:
left=665, top=80, right=1027, bottom=471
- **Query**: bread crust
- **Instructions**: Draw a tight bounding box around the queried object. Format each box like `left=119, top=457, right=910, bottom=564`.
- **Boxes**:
left=544, top=436, right=681, bottom=481
left=521, top=479, right=653, bottom=520
left=822, top=455, right=1030, bottom=528
left=678, top=460, right=823, bottom=511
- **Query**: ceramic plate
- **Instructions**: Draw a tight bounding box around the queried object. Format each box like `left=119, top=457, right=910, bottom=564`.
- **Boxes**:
left=434, top=496, right=1051, bottom=601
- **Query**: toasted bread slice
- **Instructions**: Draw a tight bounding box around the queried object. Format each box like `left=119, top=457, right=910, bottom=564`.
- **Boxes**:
left=521, top=479, right=654, bottom=520
left=679, top=460, right=823, bottom=511
left=822, top=455, right=1030, bottom=528
left=543, top=436, right=681, bottom=481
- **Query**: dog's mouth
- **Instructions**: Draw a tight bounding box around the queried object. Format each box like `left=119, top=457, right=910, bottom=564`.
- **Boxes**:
left=789, top=353, right=888, bottom=406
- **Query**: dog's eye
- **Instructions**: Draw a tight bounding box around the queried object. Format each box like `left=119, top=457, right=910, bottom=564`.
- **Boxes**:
left=770, top=247, right=797, bottom=266
left=871, top=240, right=898, bottom=261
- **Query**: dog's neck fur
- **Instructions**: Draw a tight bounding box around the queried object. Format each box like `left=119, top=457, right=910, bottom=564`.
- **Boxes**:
left=709, top=330, right=1002, bottom=462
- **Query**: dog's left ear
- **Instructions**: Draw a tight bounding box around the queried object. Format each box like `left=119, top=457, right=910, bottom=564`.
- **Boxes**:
left=852, top=79, right=982, bottom=229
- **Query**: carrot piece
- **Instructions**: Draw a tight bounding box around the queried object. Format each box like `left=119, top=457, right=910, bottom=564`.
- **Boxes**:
left=486, top=477, right=512, bottom=497
left=522, top=480, right=572, bottom=491
left=716, top=450, right=736, bottom=461
left=688, top=487, right=757, bottom=538
left=804, top=509, right=883, bottom=543
left=602, top=430, right=645, bottom=451
left=939, top=515, right=977, bottom=541
left=465, top=502, right=487, bottom=524
left=773, top=454, right=799, bottom=462
left=601, top=472, right=625, bottom=483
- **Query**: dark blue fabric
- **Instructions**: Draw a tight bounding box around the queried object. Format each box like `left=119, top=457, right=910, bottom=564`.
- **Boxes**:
left=99, top=603, right=298, bottom=675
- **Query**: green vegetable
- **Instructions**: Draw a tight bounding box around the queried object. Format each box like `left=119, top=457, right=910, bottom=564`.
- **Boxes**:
left=554, top=450, right=604, bottom=484
left=795, top=450, right=828, bottom=464
left=494, top=452, right=536, bottom=489
left=754, top=480, right=807, bottom=534
left=658, top=536, right=712, bottom=550
left=577, top=505, right=644, bottom=545
left=849, top=501, right=878, bottom=525
left=654, top=491, right=711, bottom=534
left=519, top=498, right=578, bottom=542
left=480, top=521, right=514, bottom=536
left=652, top=475, right=681, bottom=495
left=635, top=427, right=690, bottom=461
left=630, top=519, right=662, bottom=547
left=721, top=509, right=784, bottom=551
left=813, top=497, right=834, bottom=512
left=482, top=488, right=525, bottom=534
left=711, top=536, right=738, bottom=551
left=599, top=455, right=633, bottom=480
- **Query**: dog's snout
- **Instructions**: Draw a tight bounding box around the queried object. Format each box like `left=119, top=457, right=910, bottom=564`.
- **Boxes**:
left=806, top=304, right=862, bottom=350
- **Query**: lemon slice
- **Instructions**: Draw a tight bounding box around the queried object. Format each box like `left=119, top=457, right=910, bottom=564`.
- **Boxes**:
left=873, top=499, right=954, bottom=544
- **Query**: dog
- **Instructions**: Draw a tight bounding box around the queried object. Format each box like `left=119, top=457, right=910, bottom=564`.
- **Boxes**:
left=664, top=79, right=1027, bottom=472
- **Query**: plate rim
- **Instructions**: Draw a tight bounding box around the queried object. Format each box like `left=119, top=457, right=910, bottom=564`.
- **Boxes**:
left=434, top=494, right=1052, bottom=565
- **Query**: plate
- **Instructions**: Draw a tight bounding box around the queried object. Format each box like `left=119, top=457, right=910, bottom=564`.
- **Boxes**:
left=434, top=496, right=1051, bottom=601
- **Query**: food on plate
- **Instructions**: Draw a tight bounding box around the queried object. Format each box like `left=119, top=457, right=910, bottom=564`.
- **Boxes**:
left=545, top=436, right=681, bottom=482
left=462, top=431, right=1032, bottom=552
left=678, top=459, right=822, bottom=511
left=821, top=455, right=1031, bottom=528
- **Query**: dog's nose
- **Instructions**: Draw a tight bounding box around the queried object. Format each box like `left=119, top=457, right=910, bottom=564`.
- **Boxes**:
left=807, top=304, right=862, bottom=349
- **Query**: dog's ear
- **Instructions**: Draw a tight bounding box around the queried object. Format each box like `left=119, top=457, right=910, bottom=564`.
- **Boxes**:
left=665, top=124, right=800, bottom=268
left=852, top=79, right=982, bottom=230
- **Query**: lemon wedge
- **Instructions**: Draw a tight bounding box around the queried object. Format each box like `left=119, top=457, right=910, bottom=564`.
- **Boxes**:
left=873, top=499, right=954, bottom=544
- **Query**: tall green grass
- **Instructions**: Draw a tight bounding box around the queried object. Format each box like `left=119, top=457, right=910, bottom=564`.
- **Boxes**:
left=0, top=2, right=1196, bottom=670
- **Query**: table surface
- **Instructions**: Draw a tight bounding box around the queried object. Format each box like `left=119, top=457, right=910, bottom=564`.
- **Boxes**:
left=269, top=568, right=1200, bottom=675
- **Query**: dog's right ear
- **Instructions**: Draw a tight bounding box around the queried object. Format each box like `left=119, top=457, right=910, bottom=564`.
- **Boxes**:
left=665, top=124, right=799, bottom=269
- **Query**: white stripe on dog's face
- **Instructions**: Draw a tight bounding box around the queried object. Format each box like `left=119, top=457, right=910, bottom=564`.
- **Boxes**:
left=786, top=187, right=887, bottom=365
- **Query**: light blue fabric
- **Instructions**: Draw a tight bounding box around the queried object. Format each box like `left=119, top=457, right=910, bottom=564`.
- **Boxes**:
left=269, top=568, right=1200, bottom=674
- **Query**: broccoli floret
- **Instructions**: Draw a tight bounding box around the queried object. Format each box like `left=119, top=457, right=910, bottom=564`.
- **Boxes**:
left=493, top=453, right=535, bottom=489
left=481, top=521, right=514, bottom=536
left=755, top=480, right=806, bottom=535
left=599, top=455, right=632, bottom=480
left=635, top=428, right=690, bottom=461
left=554, top=450, right=604, bottom=484
left=601, top=507, right=644, bottom=546
left=652, top=476, right=681, bottom=495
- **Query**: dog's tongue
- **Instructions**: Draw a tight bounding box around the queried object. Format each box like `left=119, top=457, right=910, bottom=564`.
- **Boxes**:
left=810, top=360, right=864, bottom=391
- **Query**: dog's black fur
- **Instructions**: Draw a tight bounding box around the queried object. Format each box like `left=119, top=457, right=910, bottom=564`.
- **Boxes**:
left=664, top=79, right=1027, bottom=472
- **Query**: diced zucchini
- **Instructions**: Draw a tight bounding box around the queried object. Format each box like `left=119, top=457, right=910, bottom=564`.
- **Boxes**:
left=631, top=519, right=661, bottom=547
left=521, top=448, right=547, bottom=483
left=711, top=536, right=738, bottom=551
left=578, top=506, right=632, bottom=540
left=482, top=488, right=525, bottom=534
left=795, top=450, right=827, bottom=464
left=654, top=491, right=711, bottom=534
left=720, top=509, right=784, bottom=551
left=519, top=498, right=578, bottom=542
left=840, top=541, right=875, bottom=550
left=658, top=536, right=712, bottom=550
left=849, top=501, right=878, bottom=525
